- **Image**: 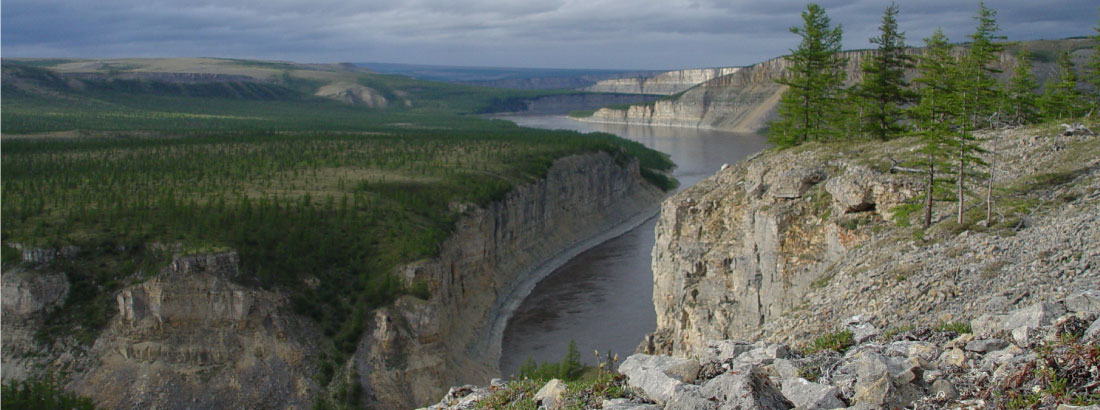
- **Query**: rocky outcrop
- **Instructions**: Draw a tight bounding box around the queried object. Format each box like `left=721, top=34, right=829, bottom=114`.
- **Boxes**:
left=583, top=67, right=741, bottom=96
left=423, top=290, right=1100, bottom=409
left=645, top=122, right=1100, bottom=360
left=61, top=252, right=324, bottom=409
left=580, top=50, right=872, bottom=133
left=1, top=152, right=665, bottom=409
left=314, top=82, right=398, bottom=107
left=356, top=152, right=665, bottom=408
left=493, top=93, right=660, bottom=115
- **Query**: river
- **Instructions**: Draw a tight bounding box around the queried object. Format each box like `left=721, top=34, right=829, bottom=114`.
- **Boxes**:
left=490, top=115, right=768, bottom=377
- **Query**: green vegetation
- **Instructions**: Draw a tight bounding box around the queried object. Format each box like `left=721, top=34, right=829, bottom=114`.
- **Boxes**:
left=2, top=376, right=98, bottom=410
left=768, top=3, right=847, bottom=147
left=850, top=3, right=915, bottom=141
left=805, top=329, right=855, bottom=354
left=934, top=321, right=973, bottom=334
left=1, top=59, right=675, bottom=394
left=516, top=340, right=586, bottom=381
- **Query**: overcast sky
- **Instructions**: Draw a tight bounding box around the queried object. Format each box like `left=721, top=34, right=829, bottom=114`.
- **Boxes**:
left=2, top=0, right=1097, bottom=70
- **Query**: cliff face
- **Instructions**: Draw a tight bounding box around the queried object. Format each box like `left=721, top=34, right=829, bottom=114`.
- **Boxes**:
left=580, top=51, right=872, bottom=133
left=358, top=152, right=665, bottom=408
left=1, top=152, right=665, bottom=409
left=583, top=67, right=741, bottom=96
left=645, top=125, right=1100, bottom=359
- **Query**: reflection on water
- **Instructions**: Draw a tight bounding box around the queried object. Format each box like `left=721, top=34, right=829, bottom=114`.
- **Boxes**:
left=494, top=115, right=768, bottom=377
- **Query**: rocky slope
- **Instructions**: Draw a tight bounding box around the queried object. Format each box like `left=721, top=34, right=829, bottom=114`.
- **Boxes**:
left=422, top=292, right=1099, bottom=409
left=1, top=152, right=666, bottom=409
left=582, top=67, right=741, bottom=96
left=644, top=123, right=1099, bottom=359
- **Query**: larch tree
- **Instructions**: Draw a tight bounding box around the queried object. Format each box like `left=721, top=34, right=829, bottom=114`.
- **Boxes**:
left=1005, top=49, right=1039, bottom=126
left=1086, top=9, right=1100, bottom=115
left=856, top=2, right=915, bottom=141
left=951, top=2, right=1000, bottom=225
left=769, top=3, right=847, bottom=148
left=1042, top=52, right=1084, bottom=120
left=908, top=29, right=959, bottom=228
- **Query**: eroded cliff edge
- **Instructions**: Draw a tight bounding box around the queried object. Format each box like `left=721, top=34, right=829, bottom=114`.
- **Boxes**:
left=1, top=151, right=666, bottom=409
left=644, top=125, right=1100, bottom=359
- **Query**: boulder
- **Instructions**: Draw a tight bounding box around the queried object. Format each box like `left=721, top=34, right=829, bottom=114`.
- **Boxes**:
left=1087, top=317, right=1100, bottom=340
left=768, top=167, right=826, bottom=199
left=825, top=168, right=874, bottom=213
left=972, top=302, right=1067, bottom=336
left=781, top=378, right=845, bottom=410
left=849, top=351, right=924, bottom=409
left=620, top=354, right=702, bottom=404
left=929, top=379, right=959, bottom=401
left=1065, top=290, right=1100, bottom=315
left=534, top=379, right=567, bottom=410
left=964, top=339, right=1008, bottom=353
left=698, top=364, right=793, bottom=410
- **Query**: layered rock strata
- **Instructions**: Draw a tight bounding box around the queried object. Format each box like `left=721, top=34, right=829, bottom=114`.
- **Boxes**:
left=583, top=67, right=741, bottom=96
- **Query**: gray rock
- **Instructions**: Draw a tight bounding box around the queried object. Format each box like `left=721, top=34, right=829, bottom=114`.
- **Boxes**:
left=1087, top=317, right=1100, bottom=339
left=930, top=379, right=959, bottom=401
left=1003, top=302, right=1067, bottom=331
left=781, top=378, right=845, bottom=410
left=825, top=168, right=874, bottom=212
left=603, top=398, right=662, bottom=410
left=766, top=344, right=791, bottom=360
left=1065, top=290, right=1100, bottom=315
left=769, top=167, right=826, bottom=199
left=620, top=354, right=701, bottom=404
left=662, top=385, right=715, bottom=410
left=698, top=364, right=793, bottom=410
left=1011, top=326, right=1032, bottom=347
left=703, top=340, right=757, bottom=363
left=850, top=351, right=923, bottom=409
left=1056, top=406, right=1100, bottom=410
left=964, top=339, right=1008, bottom=353
left=534, top=379, right=567, bottom=410
left=771, top=359, right=800, bottom=380
left=972, top=302, right=1067, bottom=336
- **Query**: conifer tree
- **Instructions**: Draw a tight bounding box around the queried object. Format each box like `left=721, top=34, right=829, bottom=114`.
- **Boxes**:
left=908, top=29, right=959, bottom=228
left=856, top=3, right=914, bottom=140
left=1086, top=10, right=1100, bottom=114
left=951, top=3, right=999, bottom=224
left=1005, top=49, right=1039, bottom=125
left=1042, top=52, right=1084, bottom=120
left=769, top=3, right=847, bottom=148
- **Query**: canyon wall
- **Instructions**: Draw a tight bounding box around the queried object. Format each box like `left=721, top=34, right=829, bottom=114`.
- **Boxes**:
left=1, top=151, right=665, bottom=409
left=580, top=51, right=872, bottom=133
left=357, top=151, right=664, bottom=408
left=582, top=67, right=741, bottom=96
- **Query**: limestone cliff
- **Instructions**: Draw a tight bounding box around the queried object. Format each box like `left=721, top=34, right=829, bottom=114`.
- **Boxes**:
left=1, top=151, right=665, bottom=409
left=357, top=152, right=665, bottom=408
left=583, top=67, right=741, bottom=96
left=645, top=124, right=1100, bottom=359
left=580, top=51, right=871, bottom=133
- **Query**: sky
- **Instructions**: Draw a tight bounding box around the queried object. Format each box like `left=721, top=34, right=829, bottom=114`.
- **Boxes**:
left=2, top=0, right=1097, bottom=70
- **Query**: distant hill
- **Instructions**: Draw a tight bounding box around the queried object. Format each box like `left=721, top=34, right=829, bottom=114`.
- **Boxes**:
left=356, top=62, right=663, bottom=90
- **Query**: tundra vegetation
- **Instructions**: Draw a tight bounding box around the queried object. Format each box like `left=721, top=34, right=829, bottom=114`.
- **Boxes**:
left=770, top=3, right=1100, bottom=229
left=0, top=60, right=675, bottom=403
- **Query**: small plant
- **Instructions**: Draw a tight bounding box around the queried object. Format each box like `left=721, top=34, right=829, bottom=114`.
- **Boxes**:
left=806, top=330, right=854, bottom=354
left=798, top=365, right=821, bottom=382
left=934, top=321, right=972, bottom=334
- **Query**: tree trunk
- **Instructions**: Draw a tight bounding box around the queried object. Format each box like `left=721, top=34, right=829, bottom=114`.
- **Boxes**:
left=957, top=132, right=965, bottom=225
left=985, top=130, right=998, bottom=228
left=925, top=156, right=934, bottom=228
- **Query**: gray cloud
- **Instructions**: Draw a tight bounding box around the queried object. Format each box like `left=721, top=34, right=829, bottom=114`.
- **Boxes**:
left=2, top=0, right=1096, bottom=69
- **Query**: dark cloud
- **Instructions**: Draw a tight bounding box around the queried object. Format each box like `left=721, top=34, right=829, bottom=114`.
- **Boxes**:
left=2, top=0, right=1096, bottom=69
